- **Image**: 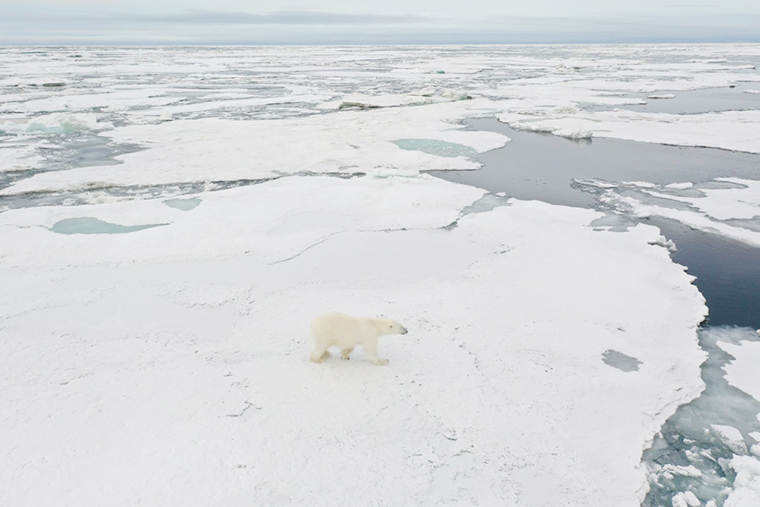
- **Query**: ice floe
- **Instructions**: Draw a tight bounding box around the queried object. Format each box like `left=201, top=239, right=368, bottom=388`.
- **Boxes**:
left=0, top=100, right=508, bottom=195
left=575, top=177, right=760, bottom=248
left=0, top=173, right=707, bottom=505
left=1, top=112, right=110, bottom=135
left=720, top=339, right=760, bottom=402
left=500, top=109, right=760, bottom=153
left=0, top=144, right=43, bottom=172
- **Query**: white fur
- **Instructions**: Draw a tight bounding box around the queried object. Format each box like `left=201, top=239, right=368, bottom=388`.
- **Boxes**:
left=309, top=312, right=408, bottom=365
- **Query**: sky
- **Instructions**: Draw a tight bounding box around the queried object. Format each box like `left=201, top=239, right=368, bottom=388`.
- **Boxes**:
left=1, top=0, right=759, bottom=45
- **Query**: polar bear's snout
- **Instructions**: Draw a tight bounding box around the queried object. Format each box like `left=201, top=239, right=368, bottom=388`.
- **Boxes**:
left=400, top=326, right=408, bottom=335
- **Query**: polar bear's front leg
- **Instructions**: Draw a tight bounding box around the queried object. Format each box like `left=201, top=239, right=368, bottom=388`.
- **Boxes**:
left=341, top=347, right=354, bottom=360
left=363, top=338, right=389, bottom=366
left=310, top=343, right=330, bottom=363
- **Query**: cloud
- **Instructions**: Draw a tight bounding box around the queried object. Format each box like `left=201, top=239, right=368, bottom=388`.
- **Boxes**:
left=1, top=8, right=758, bottom=44
left=122, top=10, right=433, bottom=26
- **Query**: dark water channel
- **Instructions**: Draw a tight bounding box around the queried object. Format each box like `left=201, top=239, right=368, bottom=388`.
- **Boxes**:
left=428, top=118, right=760, bottom=506
left=626, top=82, right=760, bottom=115
left=429, top=119, right=760, bottom=329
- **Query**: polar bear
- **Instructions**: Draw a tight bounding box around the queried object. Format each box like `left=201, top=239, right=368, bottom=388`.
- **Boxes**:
left=309, top=312, right=408, bottom=365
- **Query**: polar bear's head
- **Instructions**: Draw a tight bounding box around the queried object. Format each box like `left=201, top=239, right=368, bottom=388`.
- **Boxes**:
left=379, top=319, right=408, bottom=336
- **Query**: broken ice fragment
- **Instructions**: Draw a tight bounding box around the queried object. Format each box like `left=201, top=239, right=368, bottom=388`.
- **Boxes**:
left=711, top=425, right=748, bottom=455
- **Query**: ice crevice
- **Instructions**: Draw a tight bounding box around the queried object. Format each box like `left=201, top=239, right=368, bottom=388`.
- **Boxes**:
left=265, top=233, right=341, bottom=266
left=224, top=401, right=261, bottom=419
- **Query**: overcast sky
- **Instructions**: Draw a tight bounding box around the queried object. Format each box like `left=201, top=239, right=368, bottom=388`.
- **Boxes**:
left=2, top=0, right=759, bottom=45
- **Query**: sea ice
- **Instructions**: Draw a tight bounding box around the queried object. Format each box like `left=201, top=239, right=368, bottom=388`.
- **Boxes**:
left=575, top=177, right=760, bottom=248
left=2, top=43, right=758, bottom=507
left=0, top=101, right=508, bottom=196
left=712, top=425, right=749, bottom=455
left=0, top=144, right=42, bottom=172
left=643, top=326, right=760, bottom=506
left=672, top=491, right=701, bottom=507
left=719, top=340, right=760, bottom=402
left=500, top=109, right=760, bottom=154
left=0, top=174, right=707, bottom=506
left=3, top=44, right=759, bottom=206
left=24, top=113, right=110, bottom=134
left=725, top=455, right=760, bottom=507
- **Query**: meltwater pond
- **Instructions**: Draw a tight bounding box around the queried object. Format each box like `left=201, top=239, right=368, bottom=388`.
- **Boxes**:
left=51, top=217, right=166, bottom=234
left=163, top=198, right=201, bottom=211
left=392, top=139, right=477, bottom=158
left=428, top=119, right=760, bottom=507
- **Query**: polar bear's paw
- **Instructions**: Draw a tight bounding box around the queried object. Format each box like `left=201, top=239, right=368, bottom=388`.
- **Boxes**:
left=309, top=350, right=330, bottom=363
left=375, top=359, right=390, bottom=366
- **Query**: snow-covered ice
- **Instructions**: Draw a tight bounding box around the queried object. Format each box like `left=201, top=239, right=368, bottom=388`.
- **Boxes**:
left=1, top=101, right=507, bottom=196
left=2, top=44, right=760, bottom=506
left=720, top=340, right=760, bottom=402
left=499, top=109, right=760, bottom=153
left=1, top=176, right=707, bottom=506
left=575, top=177, right=760, bottom=248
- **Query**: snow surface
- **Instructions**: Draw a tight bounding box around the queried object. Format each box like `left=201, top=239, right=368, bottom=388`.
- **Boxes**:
left=725, top=455, right=760, bottom=507
left=719, top=340, right=760, bottom=402
left=2, top=43, right=758, bottom=506
left=0, top=174, right=708, bottom=505
left=1, top=101, right=507, bottom=195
